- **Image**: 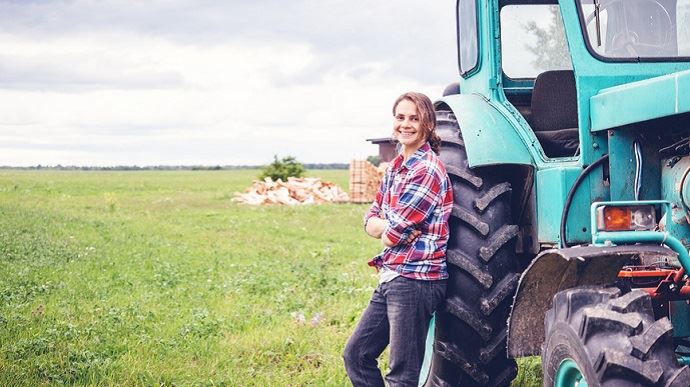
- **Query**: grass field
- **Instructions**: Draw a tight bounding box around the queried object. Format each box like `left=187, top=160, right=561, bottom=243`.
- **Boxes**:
left=0, top=169, right=541, bottom=386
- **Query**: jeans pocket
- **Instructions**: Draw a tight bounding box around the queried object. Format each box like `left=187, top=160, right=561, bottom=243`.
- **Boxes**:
left=384, top=276, right=420, bottom=307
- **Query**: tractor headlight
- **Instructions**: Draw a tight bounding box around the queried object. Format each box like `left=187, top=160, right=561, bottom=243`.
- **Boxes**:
left=596, top=205, right=656, bottom=231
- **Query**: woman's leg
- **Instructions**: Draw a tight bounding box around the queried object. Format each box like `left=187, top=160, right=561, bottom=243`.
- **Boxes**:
left=343, top=285, right=390, bottom=387
left=385, top=277, right=447, bottom=387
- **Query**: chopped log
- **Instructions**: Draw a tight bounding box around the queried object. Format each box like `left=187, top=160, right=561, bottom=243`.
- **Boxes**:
left=233, top=177, right=350, bottom=205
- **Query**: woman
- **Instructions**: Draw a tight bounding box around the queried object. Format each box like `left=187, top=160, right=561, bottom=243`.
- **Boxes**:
left=343, top=92, right=453, bottom=387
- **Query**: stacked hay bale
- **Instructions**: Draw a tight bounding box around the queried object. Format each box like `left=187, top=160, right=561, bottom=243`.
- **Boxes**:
left=349, top=160, right=388, bottom=204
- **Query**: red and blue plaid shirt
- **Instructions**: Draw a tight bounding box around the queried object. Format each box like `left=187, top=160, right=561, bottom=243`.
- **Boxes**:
left=364, top=142, right=453, bottom=280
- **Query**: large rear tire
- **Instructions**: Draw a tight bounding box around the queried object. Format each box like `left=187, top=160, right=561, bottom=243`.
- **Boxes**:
left=543, top=287, right=690, bottom=387
left=424, top=111, right=519, bottom=386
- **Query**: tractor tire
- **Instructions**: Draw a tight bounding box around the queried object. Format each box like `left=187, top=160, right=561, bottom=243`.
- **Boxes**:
left=542, top=286, right=690, bottom=387
left=424, top=111, right=519, bottom=386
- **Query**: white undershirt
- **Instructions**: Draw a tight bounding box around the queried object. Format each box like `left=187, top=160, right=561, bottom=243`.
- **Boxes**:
left=378, top=265, right=400, bottom=284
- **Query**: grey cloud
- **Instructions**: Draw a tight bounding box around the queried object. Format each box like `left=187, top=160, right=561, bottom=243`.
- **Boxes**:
left=0, top=56, right=186, bottom=91
left=0, top=0, right=459, bottom=86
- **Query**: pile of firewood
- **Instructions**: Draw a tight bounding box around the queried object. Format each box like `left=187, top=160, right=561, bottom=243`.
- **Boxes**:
left=233, top=177, right=350, bottom=205
left=349, top=160, right=388, bottom=204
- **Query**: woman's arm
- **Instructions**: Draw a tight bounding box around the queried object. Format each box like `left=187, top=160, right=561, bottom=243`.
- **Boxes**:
left=367, top=214, right=422, bottom=246
left=382, top=166, right=440, bottom=247
left=363, top=164, right=423, bottom=246
left=365, top=216, right=386, bottom=239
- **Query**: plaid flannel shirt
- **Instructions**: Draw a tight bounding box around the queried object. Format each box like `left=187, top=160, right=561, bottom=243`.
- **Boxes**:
left=364, top=142, right=452, bottom=280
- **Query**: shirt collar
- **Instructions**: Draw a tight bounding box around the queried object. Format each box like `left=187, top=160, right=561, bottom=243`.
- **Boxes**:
left=391, top=142, right=431, bottom=171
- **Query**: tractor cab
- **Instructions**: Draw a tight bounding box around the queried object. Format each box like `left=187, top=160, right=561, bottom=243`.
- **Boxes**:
left=455, top=0, right=690, bottom=160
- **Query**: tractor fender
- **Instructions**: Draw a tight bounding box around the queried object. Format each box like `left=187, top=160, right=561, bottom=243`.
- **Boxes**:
left=507, top=244, right=677, bottom=358
left=435, top=94, right=534, bottom=168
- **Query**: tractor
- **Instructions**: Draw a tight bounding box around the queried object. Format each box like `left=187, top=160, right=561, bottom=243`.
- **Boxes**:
left=422, top=0, right=690, bottom=385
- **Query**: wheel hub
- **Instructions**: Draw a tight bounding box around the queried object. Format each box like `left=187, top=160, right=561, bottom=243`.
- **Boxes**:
left=555, top=359, right=587, bottom=387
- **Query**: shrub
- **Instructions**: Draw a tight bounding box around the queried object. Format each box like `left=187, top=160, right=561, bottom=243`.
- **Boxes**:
left=259, top=155, right=305, bottom=182
left=366, top=155, right=380, bottom=167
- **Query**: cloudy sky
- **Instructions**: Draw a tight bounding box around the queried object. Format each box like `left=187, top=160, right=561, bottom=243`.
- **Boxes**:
left=0, top=0, right=458, bottom=166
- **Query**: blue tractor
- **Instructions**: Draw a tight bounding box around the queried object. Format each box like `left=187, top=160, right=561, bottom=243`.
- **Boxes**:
left=423, top=1, right=690, bottom=385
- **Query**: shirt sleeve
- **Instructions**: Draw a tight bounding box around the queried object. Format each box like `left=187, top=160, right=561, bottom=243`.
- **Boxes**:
left=383, top=166, right=441, bottom=246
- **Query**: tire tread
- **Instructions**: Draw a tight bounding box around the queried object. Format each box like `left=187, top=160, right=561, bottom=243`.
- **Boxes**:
left=543, top=287, right=689, bottom=387
left=451, top=206, right=489, bottom=237
left=474, top=182, right=511, bottom=213
left=446, top=165, right=483, bottom=190
left=445, top=297, right=493, bottom=341
left=479, top=273, right=519, bottom=316
left=446, top=249, right=493, bottom=289
left=478, top=225, right=519, bottom=263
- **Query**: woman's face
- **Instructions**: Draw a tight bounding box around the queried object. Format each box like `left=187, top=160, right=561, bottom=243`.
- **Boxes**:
left=393, top=99, right=426, bottom=150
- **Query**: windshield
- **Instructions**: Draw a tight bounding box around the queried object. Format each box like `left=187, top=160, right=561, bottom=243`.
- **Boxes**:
left=501, top=5, right=572, bottom=78
left=578, top=0, right=690, bottom=59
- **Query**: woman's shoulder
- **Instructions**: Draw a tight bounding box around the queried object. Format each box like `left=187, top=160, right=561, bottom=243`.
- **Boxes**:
left=408, top=153, right=448, bottom=181
left=416, top=150, right=446, bottom=171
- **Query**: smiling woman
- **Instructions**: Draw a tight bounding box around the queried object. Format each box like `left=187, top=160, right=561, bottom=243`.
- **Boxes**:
left=343, top=92, right=453, bottom=387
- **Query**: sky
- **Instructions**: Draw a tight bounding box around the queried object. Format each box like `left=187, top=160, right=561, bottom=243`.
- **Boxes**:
left=0, top=0, right=459, bottom=166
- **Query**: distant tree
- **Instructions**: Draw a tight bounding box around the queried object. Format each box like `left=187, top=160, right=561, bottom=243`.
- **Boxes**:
left=524, top=6, right=572, bottom=72
left=259, top=155, right=306, bottom=181
left=366, top=155, right=381, bottom=167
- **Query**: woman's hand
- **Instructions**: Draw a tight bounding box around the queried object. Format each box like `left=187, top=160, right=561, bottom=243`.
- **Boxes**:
left=405, top=229, right=422, bottom=244
left=381, top=228, right=421, bottom=247
left=368, top=210, right=421, bottom=246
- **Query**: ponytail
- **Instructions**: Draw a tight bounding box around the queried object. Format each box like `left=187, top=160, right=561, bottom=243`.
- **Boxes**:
left=429, top=130, right=442, bottom=155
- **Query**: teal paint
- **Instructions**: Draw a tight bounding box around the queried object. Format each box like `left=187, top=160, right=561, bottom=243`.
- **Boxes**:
left=555, top=359, right=588, bottom=387
left=590, top=201, right=690, bottom=274
left=661, top=157, right=690, bottom=250
left=436, top=95, right=533, bottom=168
left=536, top=167, right=589, bottom=244
left=418, top=313, right=435, bottom=386
left=607, top=129, right=661, bottom=201
left=670, top=301, right=690, bottom=338
left=590, top=70, right=690, bottom=132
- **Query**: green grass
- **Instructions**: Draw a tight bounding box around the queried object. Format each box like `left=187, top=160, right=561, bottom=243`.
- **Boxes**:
left=0, top=169, right=541, bottom=385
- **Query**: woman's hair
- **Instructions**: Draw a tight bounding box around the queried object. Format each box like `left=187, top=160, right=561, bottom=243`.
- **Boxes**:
left=392, top=92, right=441, bottom=154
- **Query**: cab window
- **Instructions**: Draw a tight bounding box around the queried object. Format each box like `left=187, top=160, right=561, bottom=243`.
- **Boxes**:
left=458, top=0, right=479, bottom=76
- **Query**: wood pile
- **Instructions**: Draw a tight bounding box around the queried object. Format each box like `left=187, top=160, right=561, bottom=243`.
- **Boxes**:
left=349, top=160, right=388, bottom=204
left=233, top=177, right=350, bottom=205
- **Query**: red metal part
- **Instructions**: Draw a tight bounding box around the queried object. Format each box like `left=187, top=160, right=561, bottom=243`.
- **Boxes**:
left=674, top=268, right=686, bottom=283
left=641, top=285, right=690, bottom=300
left=618, top=266, right=690, bottom=301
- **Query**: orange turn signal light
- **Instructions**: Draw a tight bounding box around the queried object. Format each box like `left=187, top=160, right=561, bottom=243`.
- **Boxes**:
left=603, top=207, right=631, bottom=231
left=596, top=205, right=656, bottom=232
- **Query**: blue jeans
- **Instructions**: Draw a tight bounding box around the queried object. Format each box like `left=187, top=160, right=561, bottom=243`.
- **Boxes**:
left=343, top=276, right=446, bottom=387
